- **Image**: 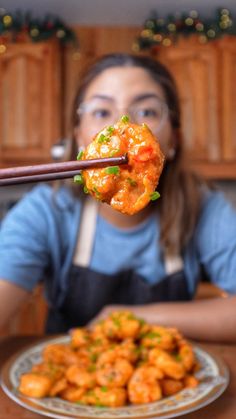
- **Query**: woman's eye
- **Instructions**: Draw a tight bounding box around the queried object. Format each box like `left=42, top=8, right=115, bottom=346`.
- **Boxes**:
left=92, top=109, right=111, bottom=119
left=138, top=108, right=161, bottom=119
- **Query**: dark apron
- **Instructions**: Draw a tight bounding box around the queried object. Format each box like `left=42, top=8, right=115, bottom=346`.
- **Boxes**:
left=45, top=198, right=191, bottom=334
left=46, top=266, right=190, bottom=333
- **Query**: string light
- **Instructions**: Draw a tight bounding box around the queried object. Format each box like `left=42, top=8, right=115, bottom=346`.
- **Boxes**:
left=136, top=8, right=236, bottom=51
left=0, top=11, right=78, bottom=47
left=56, top=29, right=66, bottom=39
left=3, top=15, right=12, bottom=26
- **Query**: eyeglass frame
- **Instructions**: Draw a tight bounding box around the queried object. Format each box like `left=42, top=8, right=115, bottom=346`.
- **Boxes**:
left=76, top=95, right=170, bottom=135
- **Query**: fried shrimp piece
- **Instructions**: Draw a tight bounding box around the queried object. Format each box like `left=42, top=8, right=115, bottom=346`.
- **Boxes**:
left=81, top=117, right=164, bottom=215
left=60, top=385, right=85, bottom=402
left=65, top=365, right=96, bottom=389
left=149, top=348, right=185, bottom=380
left=101, top=311, right=141, bottom=340
left=81, top=387, right=127, bottom=407
left=183, top=374, right=199, bottom=388
left=49, top=378, right=68, bottom=397
left=160, top=378, right=184, bottom=397
left=19, top=361, right=66, bottom=398
left=43, top=344, right=79, bottom=366
left=31, top=362, right=65, bottom=380
left=141, top=326, right=176, bottom=351
left=178, top=342, right=196, bottom=372
left=114, top=339, right=139, bottom=363
left=72, top=341, right=107, bottom=369
left=19, top=373, right=53, bottom=398
left=70, top=328, right=91, bottom=349
left=128, top=366, right=163, bottom=404
left=96, top=358, right=134, bottom=388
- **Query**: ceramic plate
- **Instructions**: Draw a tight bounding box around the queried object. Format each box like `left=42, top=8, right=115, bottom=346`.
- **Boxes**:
left=1, top=336, right=229, bottom=419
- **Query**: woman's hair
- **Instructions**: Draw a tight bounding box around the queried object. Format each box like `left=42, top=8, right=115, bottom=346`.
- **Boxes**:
left=70, top=53, right=206, bottom=255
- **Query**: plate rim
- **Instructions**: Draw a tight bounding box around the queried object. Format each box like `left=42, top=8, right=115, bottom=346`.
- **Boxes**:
left=0, top=336, right=230, bottom=419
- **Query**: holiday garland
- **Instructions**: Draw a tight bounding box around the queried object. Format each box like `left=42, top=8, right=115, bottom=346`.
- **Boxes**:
left=134, top=8, right=236, bottom=51
left=0, top=10, right=77, bottom=46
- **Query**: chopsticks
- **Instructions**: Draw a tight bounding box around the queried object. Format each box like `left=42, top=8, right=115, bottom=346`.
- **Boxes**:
left=0, top=155, right=128, bottom=186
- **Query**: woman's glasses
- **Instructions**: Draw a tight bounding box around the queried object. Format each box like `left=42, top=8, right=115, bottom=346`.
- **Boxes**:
left=77, top=97, right=169, bottom=135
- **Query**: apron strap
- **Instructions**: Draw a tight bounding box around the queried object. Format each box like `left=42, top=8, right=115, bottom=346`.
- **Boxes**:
left=164, top=254, right=184, bottom=275
left=73, top=197, right=98, bottom=267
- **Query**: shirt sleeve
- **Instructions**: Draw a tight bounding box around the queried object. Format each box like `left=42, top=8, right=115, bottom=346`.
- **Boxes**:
left=196, top=191, right=236, bottom=294
left=0, top=185, right=52, bottom=291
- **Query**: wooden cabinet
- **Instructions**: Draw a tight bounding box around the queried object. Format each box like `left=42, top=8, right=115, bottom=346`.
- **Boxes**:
left=220, top=37, right=236, bottom=162
left=0, top=30, right=235, bottom=179
left=0, top=41, right=62, bottom=167
left=156, top=36, right=236, bottom=178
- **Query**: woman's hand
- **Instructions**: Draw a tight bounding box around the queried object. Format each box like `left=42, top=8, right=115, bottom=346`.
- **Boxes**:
left=88, top=305, right=134, bottom=326
left=88, top=296, right=236, bottom=343
left=0, top=279, right=29, bottom=330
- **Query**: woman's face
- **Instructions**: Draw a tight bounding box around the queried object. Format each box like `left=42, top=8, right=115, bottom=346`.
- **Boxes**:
left=75, top=66, right=175, bottom=158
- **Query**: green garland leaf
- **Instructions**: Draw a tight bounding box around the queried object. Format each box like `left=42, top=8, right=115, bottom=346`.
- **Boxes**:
left=0, top=10, right=78, bottom=46
left=135, top=8, right=236, bottom=51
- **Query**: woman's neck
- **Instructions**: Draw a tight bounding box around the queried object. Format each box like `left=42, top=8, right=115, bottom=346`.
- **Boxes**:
left=98, top=202, right=154, bottom=229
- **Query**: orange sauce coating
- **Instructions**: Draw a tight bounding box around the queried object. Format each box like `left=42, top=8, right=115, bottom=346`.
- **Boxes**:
left=81, top=118, right=164, bottom=215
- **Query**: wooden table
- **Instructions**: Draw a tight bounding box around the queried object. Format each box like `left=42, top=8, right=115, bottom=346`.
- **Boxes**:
left=0, top=336, right=235, bottom=418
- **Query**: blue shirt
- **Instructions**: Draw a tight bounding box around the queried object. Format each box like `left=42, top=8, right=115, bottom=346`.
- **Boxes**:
left=0, top=184, right=235, bottom=307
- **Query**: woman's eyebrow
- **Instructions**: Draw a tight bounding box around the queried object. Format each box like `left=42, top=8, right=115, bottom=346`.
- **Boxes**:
left=133, top=93, right=164, bottom=103
left=89, top=94, right=114, bottom=102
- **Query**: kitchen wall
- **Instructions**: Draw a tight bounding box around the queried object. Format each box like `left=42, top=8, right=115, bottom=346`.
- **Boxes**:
left=2, top=0, right=236, bottom=26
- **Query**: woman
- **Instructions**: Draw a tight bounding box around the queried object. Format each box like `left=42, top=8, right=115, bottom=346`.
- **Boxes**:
left=0, top=53, right=235, bottom=341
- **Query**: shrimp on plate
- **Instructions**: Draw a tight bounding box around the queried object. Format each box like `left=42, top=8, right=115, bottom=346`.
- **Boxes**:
left=128, top=365, right=163, bottom=404
left=18, top=310, right=200, bottom=407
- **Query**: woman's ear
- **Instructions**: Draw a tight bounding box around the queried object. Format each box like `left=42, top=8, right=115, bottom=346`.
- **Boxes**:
left=74, top=126, right=80, bottom=143
left=166, top=129, right=179, bottom=160
left=167, top=147, right=176, bottom=160
left=74, top=127, right=85, bottom=151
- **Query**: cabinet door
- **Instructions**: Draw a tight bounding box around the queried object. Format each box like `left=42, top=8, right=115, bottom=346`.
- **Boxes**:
left=220, top=37, right=236, bottom=162
left=0, top=41, right=61, bottom=166
left=157, top=38, right=220, bottom=163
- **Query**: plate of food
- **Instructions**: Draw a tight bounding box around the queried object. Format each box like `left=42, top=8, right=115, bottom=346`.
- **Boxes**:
left=1, top=311, right=229, bottom=419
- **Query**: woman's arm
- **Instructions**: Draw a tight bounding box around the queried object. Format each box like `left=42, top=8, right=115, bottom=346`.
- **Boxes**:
left=92, top=296, right=236, bottom=343
left=0, top=279, right=30, bottom=330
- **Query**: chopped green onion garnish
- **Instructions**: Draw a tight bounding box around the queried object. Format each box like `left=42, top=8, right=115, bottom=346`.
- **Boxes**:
left=109, top=149, right=119, bottom=157
left=105, top=166, right=120, bottom=175
left=127, top=177, right=137, bottom=186
left=93, top=187, right=101, bottom=197
left=101, top=386, right=108, bottom=392
left=121, top=115, right=129, bottom=123
left=146, top=331, right=161, bottom=339
left=98, top=133, right=111, bottom=143
left=83, top=186, right=89, bottom=194
left=77, top=150, right=84, bottom=160
left=87, top=364, right=96, bottom=372
left=150, top=191, right=160, bottom=201
left=106, top=126, right=115, bottom=134
left=89, top=353, right=98, bottom=362
left=74, top=174, right=84, bottom=185
left=174, top=353, right=182, bottom=362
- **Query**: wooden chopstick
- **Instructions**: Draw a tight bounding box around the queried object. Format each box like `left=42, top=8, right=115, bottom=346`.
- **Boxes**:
left=0, top=155, right=128, bottom=187
left=0, top=170, right=91, bottom=186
